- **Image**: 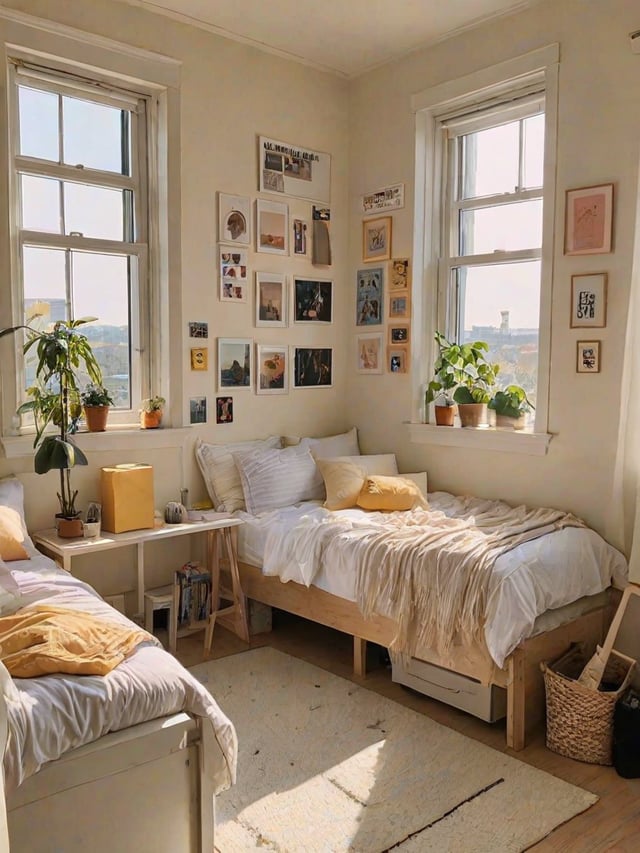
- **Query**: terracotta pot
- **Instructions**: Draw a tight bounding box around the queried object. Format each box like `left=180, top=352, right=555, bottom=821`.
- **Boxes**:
left=434, top=405, right=456, bottom=426
left=84, top=405, right=109, bottom=432
left=56, top=515, right=84, bottom=538
left=140, top=409, right=163, bottom=429
left=457, top=402, right=488, bottom=428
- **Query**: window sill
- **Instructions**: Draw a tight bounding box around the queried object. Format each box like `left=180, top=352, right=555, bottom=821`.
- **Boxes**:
left=1, top=426, right=194, bottom=460
left=406, top=422, right=553, bottom=456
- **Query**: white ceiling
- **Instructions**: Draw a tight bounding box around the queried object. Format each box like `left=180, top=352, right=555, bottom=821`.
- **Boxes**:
left=117, top=0, right=536, bottom=78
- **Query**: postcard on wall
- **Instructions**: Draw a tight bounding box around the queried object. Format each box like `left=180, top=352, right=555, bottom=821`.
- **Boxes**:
left=256, top=199, right=289, bottom=255
left=218, top=193, right=251, bottom=245
left=188, top=321, right=208, bottom=339
left=361, top=183, right=404, bottom=214
left=189, top=396, right=207, bottom=424
left=256, top=344, right=288, bottom=395
left=389, top=257, right=410, bottom=291
left=294, top=278, right=333, bottom=323
left=190, top=346, right=208, bottom=371
left=388, top=347, right=408, bottom=374
left=256, top=272, right=287, bottom=327
left=356, top=267, right=384, bottom=326
left=259, top=136, right=331, bottom=204
left=389, top=292, right=410, bottom=319
left=357, top=333, right=383, bottom=374
left=219, top=246, right=248, bottom=301
left=216, top=396, right=233, bottom=424
left=292, top=347, right=333, bottom=388
left=217, top=338, right=252, bottom=390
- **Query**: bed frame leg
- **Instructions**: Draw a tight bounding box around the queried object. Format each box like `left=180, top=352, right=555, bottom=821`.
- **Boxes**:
left=353, top=637, right=367, bottom=677
left=506, top=647, right=526, bottom=751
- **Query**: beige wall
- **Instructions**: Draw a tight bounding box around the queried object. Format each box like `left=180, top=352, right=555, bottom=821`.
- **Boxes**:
left=347, top=0, right=640, bottom=537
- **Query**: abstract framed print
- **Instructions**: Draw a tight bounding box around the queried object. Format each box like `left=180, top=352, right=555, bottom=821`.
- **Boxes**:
left=564, top=183, right=613, bottom=255
left=570, top=272, right=607, bottom=328
left=356, top=333, right=383, bottom=374
left=256, top=344, right=288, bottom=395
left=216, top=396, right=233, bottom=424
left=576, top=340, right=601, bottom=373
left=217, top=338, right=252, bottom=390
left=362, top=215, right=392, bottom=262
left=256, top=272, right=287, bottom=327
left=292, top=347, right=333, bottom=388
left=218, top=193, right=251, bottom=245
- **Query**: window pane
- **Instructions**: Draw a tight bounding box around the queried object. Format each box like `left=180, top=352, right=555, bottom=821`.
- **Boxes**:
left=63, top=96, right=130, bottom=175
left=21, top=175, right=61, bottom=233
left=459, top=200, right=542, bottom=255
left=64, top=183, right=126, bottom=240
left=71, top=252, right=130, bottom=408
left=18, top=86, right=59, bottom=161
left=459, top=260, right=540, bottom=405
left=523, top=114, right=545, bottom=189
left=462, top=122, right=519, bottom=198
left=23, top=246, right=68, bottom=387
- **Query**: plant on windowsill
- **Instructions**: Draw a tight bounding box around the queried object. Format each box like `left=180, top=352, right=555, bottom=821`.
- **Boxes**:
left=488, top=385, right=534, bottom=431
left=139, top=395, right=165, bottom=430
left=81, top=383, right=114, bottom=433
left=0, top=317, right=103, bottom=537
left=424, top=331, right=460, bottom=426
left=449, top=339, right=500, bottom=428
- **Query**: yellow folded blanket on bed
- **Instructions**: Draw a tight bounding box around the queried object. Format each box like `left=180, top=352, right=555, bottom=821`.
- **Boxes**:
left=0, top=605, right=154, bottom=677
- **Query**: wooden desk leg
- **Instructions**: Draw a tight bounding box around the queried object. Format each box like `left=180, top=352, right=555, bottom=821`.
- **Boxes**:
left=204, top=530, right=220, bottom=653
left=136, top=542, right=145, bottom=619
left=223, top=527, right=250, bottom=644
left=354, top=637, right=367, bottom=677
left=507, top=647, right=526, bottom=751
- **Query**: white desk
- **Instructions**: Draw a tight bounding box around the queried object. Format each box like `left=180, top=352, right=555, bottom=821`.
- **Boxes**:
left=32, top=517, right=246, bottom=633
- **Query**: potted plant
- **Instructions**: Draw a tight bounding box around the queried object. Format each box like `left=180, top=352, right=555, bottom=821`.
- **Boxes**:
left=140, top=395, right=165, bottom=429
left=449, top=339, right=499, bottom=428
left=489, top=385, right=534, bottom=430
left=424, top=332, right=460, bottom=426
left=0, top=318, right=103, bottom=537
left=81, top=382, right=114, bottom=432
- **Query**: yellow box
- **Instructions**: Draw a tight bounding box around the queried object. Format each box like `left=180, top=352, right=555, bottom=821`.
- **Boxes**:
left=101, top=464, right=155, bottom=533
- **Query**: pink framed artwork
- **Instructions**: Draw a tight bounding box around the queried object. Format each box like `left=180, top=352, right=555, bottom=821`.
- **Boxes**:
left=564, top=183, right=613, bottom=255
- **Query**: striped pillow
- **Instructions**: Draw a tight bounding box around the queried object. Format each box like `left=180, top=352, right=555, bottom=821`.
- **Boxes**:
left=195, top=436, right=282, bottom=512
left=233, top=445, right=324, bottom=515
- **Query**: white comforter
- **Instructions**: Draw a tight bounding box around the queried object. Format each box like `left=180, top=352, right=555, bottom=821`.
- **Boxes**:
left=237, top=492, right=628, bottom=668
left=1, top=551, right=237, bottom=794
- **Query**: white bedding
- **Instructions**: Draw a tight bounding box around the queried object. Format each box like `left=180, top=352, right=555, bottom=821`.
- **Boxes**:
left=2, top=551, right=237, bottom=795
left=236, top=492, right=628, bottom=668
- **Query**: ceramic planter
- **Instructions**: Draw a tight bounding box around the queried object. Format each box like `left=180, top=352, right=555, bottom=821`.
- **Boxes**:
left=496, top=413, right=527, bottom=430
left=84, top=405, right=109, bottom=432
left=56, top=514, right=84, bottom=538
left=457, top=402, right=488, bottom=428
left=434, top=405, right=456, bottom=426
left=140, top=410, right=163, bottom=429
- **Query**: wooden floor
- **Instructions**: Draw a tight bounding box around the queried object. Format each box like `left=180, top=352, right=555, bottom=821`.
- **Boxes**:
left=174, top=610, right=640, bottom=853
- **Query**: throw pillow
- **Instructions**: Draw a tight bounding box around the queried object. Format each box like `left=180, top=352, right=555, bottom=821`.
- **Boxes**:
left=195, top=436, right=282, bottom=512
left=316, top=455, right=399, bottom=510
left=233, top=444, right=324, bottom=515
left=0, top=507, right=29, bottom=561
left=356, top=475, right=429, bottom=512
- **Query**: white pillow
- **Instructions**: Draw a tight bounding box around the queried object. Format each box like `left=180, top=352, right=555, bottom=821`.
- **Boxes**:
left=335, top=454, right=398, bottom=476
left=400, top=472, right=428, bottom=496
left=0, top=476, right=35, bottom=552
left=0, top=557, right=22, bottom=615
left=233, top=445, right=324, bottom=515
left=195, top=436, right=282, bottom=512
left=299, top=427, right=360, bottom=460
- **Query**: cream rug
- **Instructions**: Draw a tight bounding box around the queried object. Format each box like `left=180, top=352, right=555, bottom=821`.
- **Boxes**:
left=191, top=647, right=597, bottom=852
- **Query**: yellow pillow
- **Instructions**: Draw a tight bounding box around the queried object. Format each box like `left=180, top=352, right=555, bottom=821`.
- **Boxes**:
left=0, top=506, right=29, bottom=561
left=356, top=475, right=429, bottom=512
left=315, top=458, right=367, bottom=510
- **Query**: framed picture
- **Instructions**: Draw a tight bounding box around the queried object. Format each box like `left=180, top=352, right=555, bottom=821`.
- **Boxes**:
left=356, top=267, right=383, bottom=326
left=570, top=272, right=607, bottom=328
left=188, top=321, right=208, bottom=339
left=217, top=338, right=252, bottom=390
left=389, top=258, right=410, bottom=291
left=256, top=199, right=289, bottom=254
left=256, top=344, right=288, bottom=395
left=576, top=340, right=601, bottom=373
left=216, top=396, right=233, bottom=424
left=292, top=219, right=308, bottom=255
left=293, top=278, right=333, bottom=323
left=292, top=347, right=333, bottom=388
left=218, top=193, right=251, bottom=245
left=356, top=333, right=383, bottom=374
left=564, top=183, right=614, bottom=255
left=389, top=323, right=410, bottom=345
left=256, top=272, right=287, bottom=327
left=259, top=136, right=331, bottom=204
left=219, top=246, right=248, bottom=302
left=362, top=183, right=404, bottom=214
left=388, top=347, right=408, bottom=374
left=363, top=215, right=392, bottom=262
left=189, top=396, right=207, bottom=424
left=190, top=346, right=208, bottom=371
left=389, top=292, right=410, bottom=319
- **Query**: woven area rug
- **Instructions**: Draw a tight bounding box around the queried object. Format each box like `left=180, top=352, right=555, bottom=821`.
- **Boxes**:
left=190, top=647, right=597, bottom=853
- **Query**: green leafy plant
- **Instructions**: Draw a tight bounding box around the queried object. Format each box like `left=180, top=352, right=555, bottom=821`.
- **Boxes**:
left=450, top=340, right=499, bottom=405
left=425, top=332, right=460, bottom=407
left=140, top=395, right=165, bottom=413
left=0, top=318, right=102, bottom=518
left=81, top=382, right=114, bottom=407
left=488, top=385, right=534, bottom=419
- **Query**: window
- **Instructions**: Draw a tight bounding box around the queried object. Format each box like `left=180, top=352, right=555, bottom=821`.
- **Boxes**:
left=8, top=61, right=151, bottom=421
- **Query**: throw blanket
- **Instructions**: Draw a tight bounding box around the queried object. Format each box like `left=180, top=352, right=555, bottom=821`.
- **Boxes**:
left=0, top=605, right=154, bottom=677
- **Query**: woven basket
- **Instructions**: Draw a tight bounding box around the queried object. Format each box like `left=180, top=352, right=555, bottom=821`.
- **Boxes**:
left=541, top=645, right=635, bottom=765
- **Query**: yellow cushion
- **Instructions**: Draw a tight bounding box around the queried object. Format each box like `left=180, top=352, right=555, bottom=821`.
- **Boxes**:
left=356, top=475, right=429, bottom=512
left=315, top=458, right=367, bottom=510
left=0, top=506, right=29, bottom=561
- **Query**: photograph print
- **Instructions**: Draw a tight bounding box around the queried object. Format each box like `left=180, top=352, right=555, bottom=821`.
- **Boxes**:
left=219, top=246, right=248, bottom=302
left=256, top=199, right=289, bottom=255
left=218, top=338, right=252, bottom=390
left=188, top=321, right=208, bottom=339
left=218, top=193, right=251, bottom=245
left=294, top=278, right=333, bottom=323
left=189, top=396, right=207, bottom=424
left=356, top=267, right=383, bottom=326
left=256, top=344, right=288, bottom=395
left=292, top=347, right=333, bottom=388
left=216, top=396, right=233, bottom=424
left=256, top=272, right=287, bottom=327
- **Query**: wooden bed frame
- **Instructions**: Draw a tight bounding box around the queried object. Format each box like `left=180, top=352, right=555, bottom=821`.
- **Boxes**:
left=0, top=708, right=221, bottom=852
left=237, top=560, right=614, bottom=752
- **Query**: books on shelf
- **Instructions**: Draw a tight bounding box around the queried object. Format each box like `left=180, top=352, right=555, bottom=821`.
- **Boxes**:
left=175, top=561, right=211, bottom=627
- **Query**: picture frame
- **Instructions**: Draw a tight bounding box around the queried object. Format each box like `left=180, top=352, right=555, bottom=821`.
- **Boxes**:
left=259, top=136, right=331, bottom=204
left=389, top=322, right=410, bottom=345
left=292, top=219, right=308, bottom=255
left=218, top=193, right=251, bottom=245
left=389, top=292, right=410, bottom=319
left=362, top=183, right=405, bottom=214
left=219, top=246, right=248, bottom=302
left=292, top=347, right=333, bottom=388
left=564, top=183, right=614, bottom=255
left=190, top=346, right=208, bottom=371
left=188, top=321, right=208, bottom=339
left=570, top=272, right=607, bottom=328
left=217, top=338, right=252, bottom=390
left=189, top=396, right=207, bottom=425
left=362, top=215, right=392, bottom=263
left=356, top=267, right=384, bottom=326
left=576, top=340, right=601, bottom=373
left=256, top=344, right=288, bottom=395
left=389, top=257, right=410, bottom=291
left=256, top=199, right=289, bottom=255
left=293, top=278, right=333, bottom=323
left=255, top=272, right=287, bottom=327
left=388, top=347, right=408, bottom=374
left=356, top=333, right=383, bottom=374
left=216, top=396, right=233, bottom=424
